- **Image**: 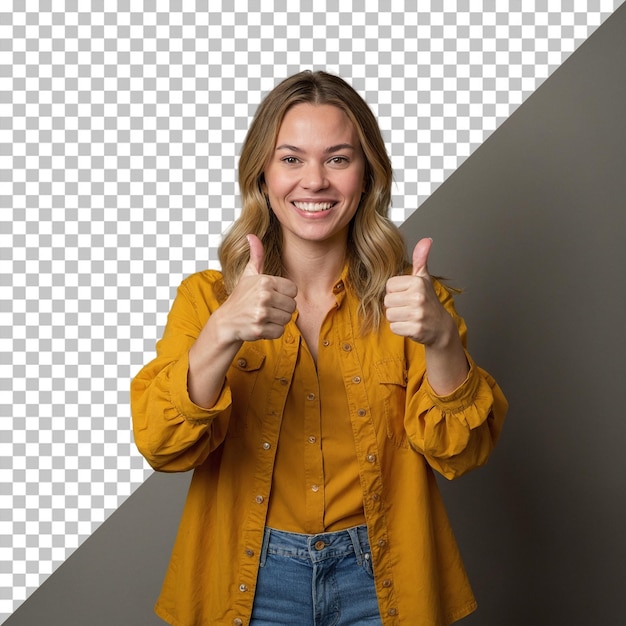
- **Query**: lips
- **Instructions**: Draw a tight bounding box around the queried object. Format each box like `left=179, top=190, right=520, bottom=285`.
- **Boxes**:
left=292, top=201, right=336, bottom=213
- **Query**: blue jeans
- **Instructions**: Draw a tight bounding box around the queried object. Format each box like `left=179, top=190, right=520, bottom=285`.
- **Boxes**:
left=250, top=525, right=383, bottom=626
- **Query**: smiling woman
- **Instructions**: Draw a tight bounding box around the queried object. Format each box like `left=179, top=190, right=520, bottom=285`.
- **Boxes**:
left=131, top=70, right=507, bottom=626
left=220, top=71, right=408, bottom=334
left=262, top=103, right=366, bottom=254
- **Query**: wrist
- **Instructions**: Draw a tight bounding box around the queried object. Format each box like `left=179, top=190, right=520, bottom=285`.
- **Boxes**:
left=205, top=305, right=244, bottom=349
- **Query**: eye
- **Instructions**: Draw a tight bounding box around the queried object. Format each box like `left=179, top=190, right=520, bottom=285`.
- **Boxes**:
left=329, top=156, right=349, bottom=166
left=281, top=156, right=300, bottom=165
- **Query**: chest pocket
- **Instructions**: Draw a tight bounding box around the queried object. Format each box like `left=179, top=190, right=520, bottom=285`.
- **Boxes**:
left=374, top=358, right=409, bottom=448
left=226, top=345, right=266, bottom=437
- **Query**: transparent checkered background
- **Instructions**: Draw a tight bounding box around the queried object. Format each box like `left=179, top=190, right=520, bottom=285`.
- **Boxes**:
left=0, top=0, right=622, bottom=620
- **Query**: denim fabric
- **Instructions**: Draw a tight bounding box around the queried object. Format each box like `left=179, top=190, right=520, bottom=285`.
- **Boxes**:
left=250, top=525, right=382, bottom=626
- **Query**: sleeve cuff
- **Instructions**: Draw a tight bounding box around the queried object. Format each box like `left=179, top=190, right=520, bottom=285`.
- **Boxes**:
left=424, top=353, right=485, bottom=427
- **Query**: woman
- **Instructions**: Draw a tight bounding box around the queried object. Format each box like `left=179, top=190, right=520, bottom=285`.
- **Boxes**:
left=131, top=70, right=508, bottom=626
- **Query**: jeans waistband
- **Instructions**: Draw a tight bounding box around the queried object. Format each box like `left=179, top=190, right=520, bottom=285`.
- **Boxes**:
left=260, top=525, right=371, bottom=566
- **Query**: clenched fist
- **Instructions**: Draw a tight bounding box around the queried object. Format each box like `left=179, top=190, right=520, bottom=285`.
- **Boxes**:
left=384, top=238, right=455, bottom=348
left=219, top=234, right=298, bottom=342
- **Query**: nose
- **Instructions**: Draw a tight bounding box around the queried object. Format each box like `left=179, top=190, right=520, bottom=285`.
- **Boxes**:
left=302, top=162, right=328, bottom=190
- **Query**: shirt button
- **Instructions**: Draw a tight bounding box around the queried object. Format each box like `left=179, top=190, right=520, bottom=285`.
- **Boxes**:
left=237, top=358, right=247, bottom=368
left=308, top=436, right=317, bottom=444
left=278, top=377, right=288, bottom=385
left=245, top=549, right=254, bottom=557
left=311, top=484, right=319, bottom=492
left=255, top=495, right=264, bottom=504
left=382, top=579, right=392, bottom=588
left=366, top=454, right=376, bottom=463
left=233, top=619, right=243, bottom=626
left=377, top=538, right=387, bottom=548
left=306, top=393, right=316, bottom=401
left=262, top=442, right=271, bottom=450
left=285, top=334, right=294, bottom=343
left=322, top=340, right=330, bottom=347
left=352, top=376, right=361, bottom=384
left=388, top=608, right=398, bottom=616
left=333, top=281, right=344, bottom=292
left=372, top=493, right=380, bottom=502
left=239, top=583, right=248, bottom=592
left=314, top=540, right=326, bottom=550
left=342, top=343, right=352, bottom=352
left=357, top=409, right=366, bottom=417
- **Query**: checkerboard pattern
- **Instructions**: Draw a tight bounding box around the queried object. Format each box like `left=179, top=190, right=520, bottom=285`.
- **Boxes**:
left=1, top=1, right=622, bottom=620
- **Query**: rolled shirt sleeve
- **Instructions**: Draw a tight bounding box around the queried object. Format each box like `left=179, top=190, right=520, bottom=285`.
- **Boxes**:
left=403, top=280, right=508, bottom=479
left=131, top=273, right=234, bottom=472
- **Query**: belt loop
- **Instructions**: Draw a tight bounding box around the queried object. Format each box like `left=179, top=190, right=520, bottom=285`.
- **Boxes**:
left=347, top=526, right=365, bottom=566
left=259, top=527, right=271, bottom=567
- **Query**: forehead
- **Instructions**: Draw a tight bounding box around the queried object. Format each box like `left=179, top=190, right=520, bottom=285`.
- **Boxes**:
left=276, top=103, right=359, bottom=145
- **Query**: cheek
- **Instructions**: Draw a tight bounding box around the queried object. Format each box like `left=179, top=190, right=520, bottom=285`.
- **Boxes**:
left=263, top=169, right=292, bottom=198
left=343, top=171, right=366, bottom=198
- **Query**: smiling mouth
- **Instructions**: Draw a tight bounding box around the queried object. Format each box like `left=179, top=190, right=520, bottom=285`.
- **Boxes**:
left=293, top=201, right=335, bottom=213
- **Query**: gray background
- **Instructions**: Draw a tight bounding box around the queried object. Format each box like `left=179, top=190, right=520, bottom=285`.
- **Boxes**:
left=422, top=4, right=626, bottom=622
left=5, top=5, right=626, bottom=626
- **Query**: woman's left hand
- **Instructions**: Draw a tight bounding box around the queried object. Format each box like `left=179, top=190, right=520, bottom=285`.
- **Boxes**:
left=385, top=238, right=469, bottom=394
left=384, top=238, right=456, bottom=347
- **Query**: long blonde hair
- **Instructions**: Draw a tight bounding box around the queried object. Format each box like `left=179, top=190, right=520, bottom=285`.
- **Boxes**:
left=218, top=70, right=408, bottom=333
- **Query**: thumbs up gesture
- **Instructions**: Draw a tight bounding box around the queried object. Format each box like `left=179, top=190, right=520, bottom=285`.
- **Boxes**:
left=384, top=238, right=454, bottom=347
left=219, top=234, right=298, bottom=343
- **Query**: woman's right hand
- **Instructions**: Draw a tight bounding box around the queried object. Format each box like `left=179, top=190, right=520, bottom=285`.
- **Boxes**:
left=187, top=234, right=297, bottom=408
left=215, top=234, right=298, bottom=343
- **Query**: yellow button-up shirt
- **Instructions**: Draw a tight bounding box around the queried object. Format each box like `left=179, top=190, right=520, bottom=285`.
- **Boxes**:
left=131, top=268, right=507, bottom=626
left=266, top=276, right=367, bottom=534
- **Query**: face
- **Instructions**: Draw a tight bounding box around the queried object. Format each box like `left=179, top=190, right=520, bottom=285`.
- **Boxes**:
left=262, top=103, right=366, bottom=250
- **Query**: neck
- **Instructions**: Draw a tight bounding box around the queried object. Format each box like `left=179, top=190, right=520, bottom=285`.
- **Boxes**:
left=282, top=240, right=347, bottom=298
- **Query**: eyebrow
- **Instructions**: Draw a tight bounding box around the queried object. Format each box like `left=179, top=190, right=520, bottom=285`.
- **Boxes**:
left=275, top=143, right=357, bottom=154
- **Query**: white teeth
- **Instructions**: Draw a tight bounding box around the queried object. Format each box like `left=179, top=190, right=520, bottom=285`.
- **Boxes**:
left=293, top=202, right=334, bottom=212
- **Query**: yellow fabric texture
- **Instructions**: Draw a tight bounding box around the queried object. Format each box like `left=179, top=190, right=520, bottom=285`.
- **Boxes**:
left=131, top=268, right=508, bottom=626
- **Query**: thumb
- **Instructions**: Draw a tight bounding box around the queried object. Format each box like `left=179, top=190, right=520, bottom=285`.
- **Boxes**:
left=412, top=237, right=433, bottom=278
left=244, top=234, right=265, bottom=275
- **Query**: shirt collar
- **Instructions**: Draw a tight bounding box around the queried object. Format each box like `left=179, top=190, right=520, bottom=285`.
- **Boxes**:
left=331, top=263, right=350, bottom=307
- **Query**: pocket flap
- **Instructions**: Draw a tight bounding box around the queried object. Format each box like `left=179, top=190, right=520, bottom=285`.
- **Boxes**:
left=374, top=358, right=408, bottom=387
left=233, top=346, right=266, bottom=372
